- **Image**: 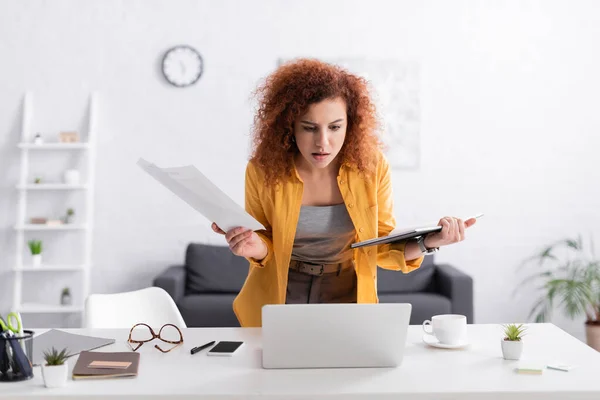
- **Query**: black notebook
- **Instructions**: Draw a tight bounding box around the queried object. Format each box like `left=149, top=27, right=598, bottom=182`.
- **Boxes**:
left=350, top=213, right=483, bottom=249
left=350, top=225, right=442, bottom=249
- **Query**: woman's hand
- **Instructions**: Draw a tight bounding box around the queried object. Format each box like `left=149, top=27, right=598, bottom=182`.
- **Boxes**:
left=423, top=216, right=477, bottom=249
left=211, top=222, right=268, bottom=260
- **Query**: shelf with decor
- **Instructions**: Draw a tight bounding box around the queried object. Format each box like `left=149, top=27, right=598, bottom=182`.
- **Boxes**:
left=14, top=224, right=89, bottom=231
left=17, top=143, right=90, bottom=150
left=15, top=303, right=84, bottom=314
left=12, top=264, right=87, bottom=272
left=11, top=92, right=97, bottom=322
left=17, top=184, right=89, bottom=190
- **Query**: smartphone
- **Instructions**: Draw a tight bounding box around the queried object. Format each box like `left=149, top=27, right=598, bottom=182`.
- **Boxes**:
left=206, top=341, right=244, bottom=357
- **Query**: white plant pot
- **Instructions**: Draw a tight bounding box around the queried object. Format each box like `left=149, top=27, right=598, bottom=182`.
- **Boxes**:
left=501, top=339, right=523, bottom=360
left=32, top=254, right=42, bottom=268
left=42, top=363, right=68, bottom=388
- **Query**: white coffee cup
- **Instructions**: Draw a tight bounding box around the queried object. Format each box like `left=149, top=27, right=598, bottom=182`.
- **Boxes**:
left=422, top=314, right=467, bottom=345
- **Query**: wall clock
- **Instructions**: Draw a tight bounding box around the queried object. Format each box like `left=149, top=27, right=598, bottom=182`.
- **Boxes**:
left=161, top=45, right=203, bottom=87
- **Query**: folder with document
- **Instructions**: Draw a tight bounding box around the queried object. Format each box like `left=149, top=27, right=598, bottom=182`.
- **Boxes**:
left=137, top=158, right=265, bottom=232
left=351, top=213, right=484, bottom=249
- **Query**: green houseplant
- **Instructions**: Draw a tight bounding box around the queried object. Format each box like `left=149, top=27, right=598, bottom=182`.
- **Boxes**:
left=27, top=239, right=43, bottom=268
left=41, top=347, right=69, bottom=388
left=503, top=323, right=527, bottom=341
left=63, top=208, right=75, bottom=224
left=60, top=287, right=72, bottom=305
left=501, top=323, right=527, bottom=360
left=43, top=347, right=68, bottom=365
left=517, top=236, right=600, bottom=350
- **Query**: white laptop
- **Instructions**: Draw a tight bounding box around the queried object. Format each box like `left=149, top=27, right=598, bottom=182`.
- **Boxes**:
left=261, top=303, right=411, bottom=369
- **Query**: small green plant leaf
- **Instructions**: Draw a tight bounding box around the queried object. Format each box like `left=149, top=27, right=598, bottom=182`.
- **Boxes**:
left=528, top=297, right=551, bottom=323
left=43, top=347, right=69, bottom=366
left=27, top=240, right=42, bottom=255
left=502, top=323, right=527, bottom=341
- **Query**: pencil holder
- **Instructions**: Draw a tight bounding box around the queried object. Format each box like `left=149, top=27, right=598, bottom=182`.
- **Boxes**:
left=0, top=330, right=35, bottom=382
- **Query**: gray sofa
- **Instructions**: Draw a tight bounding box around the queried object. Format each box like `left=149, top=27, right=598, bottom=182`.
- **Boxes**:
left=153, top=243, right=474, bottom=327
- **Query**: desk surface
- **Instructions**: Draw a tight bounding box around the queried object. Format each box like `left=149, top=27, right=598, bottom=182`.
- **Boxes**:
left=2, top=323, right=600, bottom=399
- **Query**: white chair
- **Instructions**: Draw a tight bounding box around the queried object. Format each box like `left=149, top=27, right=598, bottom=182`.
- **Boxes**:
left=84, top=287, right=187, bottom=329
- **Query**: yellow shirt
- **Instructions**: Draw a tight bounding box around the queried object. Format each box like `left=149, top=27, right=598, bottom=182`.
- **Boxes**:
left=232, top=153, right=424, bottom=327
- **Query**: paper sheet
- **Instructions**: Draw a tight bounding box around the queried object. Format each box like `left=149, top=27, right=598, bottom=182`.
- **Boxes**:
left=137, top=158, right=265, bottom=232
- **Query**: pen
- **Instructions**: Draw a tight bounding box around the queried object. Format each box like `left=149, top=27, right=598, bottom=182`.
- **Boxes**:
left=467, top=213, right=484, bottom=220
left=191, top=341, right=215, bottom=355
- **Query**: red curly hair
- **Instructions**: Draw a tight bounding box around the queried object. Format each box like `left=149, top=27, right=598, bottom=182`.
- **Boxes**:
left=250, top=58, right=383, bottom=187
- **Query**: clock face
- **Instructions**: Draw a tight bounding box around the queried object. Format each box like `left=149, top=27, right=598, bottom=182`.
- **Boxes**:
left=161, top=45, right=203, bottom=87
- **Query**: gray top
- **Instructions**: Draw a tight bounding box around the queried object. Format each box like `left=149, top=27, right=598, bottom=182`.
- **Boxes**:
left=291, top=204, right=356, bottom=264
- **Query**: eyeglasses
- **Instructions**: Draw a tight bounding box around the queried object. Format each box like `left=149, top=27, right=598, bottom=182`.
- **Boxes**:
left=127, top=323, right=184, bottom=353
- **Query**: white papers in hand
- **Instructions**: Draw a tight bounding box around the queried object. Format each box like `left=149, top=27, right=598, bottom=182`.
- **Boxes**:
left=137, top=158, right=266, bottom=232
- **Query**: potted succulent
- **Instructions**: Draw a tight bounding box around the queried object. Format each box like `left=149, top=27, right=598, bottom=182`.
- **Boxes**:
left=28, top=240, right=42, bottom=268
left=60, top=287, right=72, bottom=306
left=41, top=347, right=69, bottom=388
left=63, top=208, right=75, bottom=224
left=517, top=236, right=600, bottom=351
left=501, top=323, right=527, bottom=360
left=34, top=177, right=42, bottom=184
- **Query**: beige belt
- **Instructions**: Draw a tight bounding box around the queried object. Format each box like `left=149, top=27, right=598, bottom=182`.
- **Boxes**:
left=289, top=259, right=354, bottom=276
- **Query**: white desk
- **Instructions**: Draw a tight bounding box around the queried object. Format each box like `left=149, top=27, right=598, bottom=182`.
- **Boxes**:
left=2, top=323, right=599, bottom=399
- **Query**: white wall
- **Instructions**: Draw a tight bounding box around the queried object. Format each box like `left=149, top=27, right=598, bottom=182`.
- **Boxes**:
left=1, top=0, right=599, bottom=338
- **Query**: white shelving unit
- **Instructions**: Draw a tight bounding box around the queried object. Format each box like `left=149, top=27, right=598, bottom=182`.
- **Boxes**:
left=11, top=92, right=98, bottom=321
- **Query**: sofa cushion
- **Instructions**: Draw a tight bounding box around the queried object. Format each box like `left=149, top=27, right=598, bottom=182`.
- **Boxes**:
left=178, top=294, right=239, bottom=327
left=377, top=255, right=435, bottom=293
left=185, top=244, right=249, bottom=294
left=377, top=292, right=451, bottom=325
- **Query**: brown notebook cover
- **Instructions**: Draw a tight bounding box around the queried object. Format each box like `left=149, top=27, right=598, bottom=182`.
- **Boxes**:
left=72, top=351, right=140, bottom=380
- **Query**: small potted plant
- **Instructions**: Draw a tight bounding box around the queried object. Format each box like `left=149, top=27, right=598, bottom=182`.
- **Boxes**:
left=501, top=323, right=526, bottom=360
left=34, top=177, right=42, bottom=184
left=60, top=287, right=72, bottom=306
left=63, top=208, right=75, bottom=224
left=33, top=133, right=43, bottom=145
left=28, top=239, right=42, bottom=268
left=41, top=347, right=69, bottom=388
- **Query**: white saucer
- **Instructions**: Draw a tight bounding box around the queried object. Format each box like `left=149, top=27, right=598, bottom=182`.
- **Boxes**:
left=422, top=334, right=469, bottom=349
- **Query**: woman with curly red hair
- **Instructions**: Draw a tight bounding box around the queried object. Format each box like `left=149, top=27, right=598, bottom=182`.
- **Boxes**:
left=212, top=58, right=477, bottom=327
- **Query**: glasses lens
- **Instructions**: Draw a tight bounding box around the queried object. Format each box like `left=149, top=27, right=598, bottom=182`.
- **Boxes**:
left=159, top=325, right=182, bottom=343
left=130, top=324, right=153, bottom=342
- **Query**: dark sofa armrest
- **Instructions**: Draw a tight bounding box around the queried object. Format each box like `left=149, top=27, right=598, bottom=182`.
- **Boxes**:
left=434, top=263, right=474, bottom=323
left=153, top=265, right=186, bottom=303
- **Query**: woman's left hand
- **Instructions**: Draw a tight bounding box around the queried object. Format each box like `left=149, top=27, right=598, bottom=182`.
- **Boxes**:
left=423, top=216, right=477, bottom=249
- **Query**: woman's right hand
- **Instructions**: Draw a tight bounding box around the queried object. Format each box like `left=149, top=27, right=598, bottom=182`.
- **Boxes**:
left=211, top=222, right=268, bottom=260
